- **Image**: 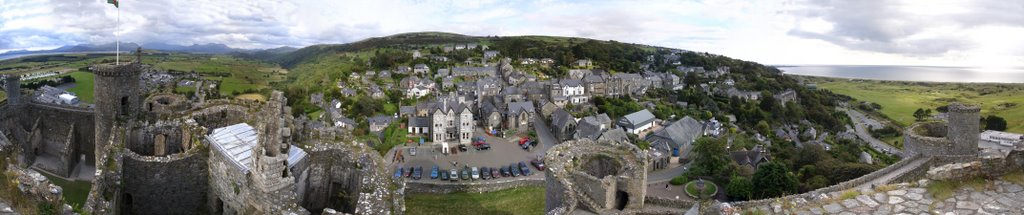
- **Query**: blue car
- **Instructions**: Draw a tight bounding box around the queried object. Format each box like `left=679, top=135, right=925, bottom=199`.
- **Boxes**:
left=394, top=167, right=403, bottom=178
left=519, top=161, right=531, bottom=176
left=430, top=165, right=439, bottom=179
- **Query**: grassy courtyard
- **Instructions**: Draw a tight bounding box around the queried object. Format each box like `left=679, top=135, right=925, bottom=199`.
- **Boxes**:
left=404, top=186, right=545, bottom=215
left=811, top=77, right=1024, bottom=133
left=37, top=171, right=92, bottom=208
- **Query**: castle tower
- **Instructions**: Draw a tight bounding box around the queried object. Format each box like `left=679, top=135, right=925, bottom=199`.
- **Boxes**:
left=92, top=55, right=142, bottom=164
left=4, top=75, right=20, bottom=106
left=946, top=103, right=980, bottom=155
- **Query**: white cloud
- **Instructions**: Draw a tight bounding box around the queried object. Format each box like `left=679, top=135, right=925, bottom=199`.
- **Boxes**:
left=0, top=0, right=1022, bottom=67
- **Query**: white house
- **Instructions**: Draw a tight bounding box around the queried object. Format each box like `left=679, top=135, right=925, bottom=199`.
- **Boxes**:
left=559, top=79, right=588, bottom=104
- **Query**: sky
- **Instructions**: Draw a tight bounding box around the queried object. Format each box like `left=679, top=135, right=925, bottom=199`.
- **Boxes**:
left=1, top=0, right=1023, bottom=67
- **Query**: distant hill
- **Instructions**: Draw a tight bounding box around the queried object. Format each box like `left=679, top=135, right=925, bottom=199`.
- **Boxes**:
left=0, top=42, right=295, bottom=60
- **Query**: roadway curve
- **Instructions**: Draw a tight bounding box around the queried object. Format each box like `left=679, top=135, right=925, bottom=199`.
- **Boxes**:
left=844, top=108, right=903, bottom=157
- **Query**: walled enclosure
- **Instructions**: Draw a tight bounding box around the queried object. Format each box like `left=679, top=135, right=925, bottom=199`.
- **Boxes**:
left=119, top=120, right=209, bottom=215
left=904, top=102, right=980, bottom=157
left=545, top=138, right=648, bottom=214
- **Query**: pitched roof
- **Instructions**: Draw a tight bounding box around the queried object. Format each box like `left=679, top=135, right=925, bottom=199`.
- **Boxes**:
left=409, top=117, right=431, bottom=127
left=646, top=116, right=703, bottom=153
left=618, top=109, right=656, bottom=128
left=507, top=101, right=536, bottom=115
left=208, top=123, right=259, bottom=173
left=574, top=116, right=603, bottom=140
left=551, top=109, right=575, bottom=130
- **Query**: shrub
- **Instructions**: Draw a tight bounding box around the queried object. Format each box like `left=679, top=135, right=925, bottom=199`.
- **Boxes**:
left=670, top=176, right=688, bottom=185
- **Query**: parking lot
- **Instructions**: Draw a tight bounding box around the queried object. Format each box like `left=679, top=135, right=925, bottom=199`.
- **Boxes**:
left=387, top=128, right=546, bottom=182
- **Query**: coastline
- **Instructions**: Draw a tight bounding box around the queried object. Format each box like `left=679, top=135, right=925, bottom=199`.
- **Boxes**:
left=780, top=65, right=1024, bottom=83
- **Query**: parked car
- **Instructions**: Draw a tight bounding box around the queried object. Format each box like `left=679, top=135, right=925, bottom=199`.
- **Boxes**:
left=530, top=159, right=546, bottom=171
left=394, top=167, right=403, bottom=179
left=510, top=164, right=521, bottom=177
left=471, top=167, right=480, bottom=180
left=500, top=166, right=510, bottom=177
left=409, top=147, right=417, bottom=156
left=520, top=141, right=531, bottom=150
left=405, top=167, right=413, bottom=178
left=480, top=167, right=491, bottom=180
left=430, top=165, right=439, bottom=179
left=458, top=144, right=468, bottom=152
left=440, top=170, right=449, bottom=180
left=450, top=169, right=459, bottom=182
left=412, top=166, right=423, bottom=180
left=461, top=167, right=471, bottom=180
left=491, top=167, right=501, bottom=179
left=518, top=162, right=531, bottom=176
left=471, top=137, right=491, bottom=150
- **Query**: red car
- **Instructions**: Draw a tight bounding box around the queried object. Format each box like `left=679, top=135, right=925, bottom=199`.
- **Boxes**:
left=530, top=159, right=546, bottom=171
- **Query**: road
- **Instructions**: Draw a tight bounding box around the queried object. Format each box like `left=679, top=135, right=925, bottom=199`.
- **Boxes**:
left=844, top=108, right=903, bottom=157
left=532, top=116, right=557, bottom=157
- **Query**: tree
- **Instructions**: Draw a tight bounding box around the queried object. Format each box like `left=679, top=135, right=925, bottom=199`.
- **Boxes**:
left=756, top=120, right=771, bottom=136
left=689, top=137, right=731, bottom=180
left=985, top=115, right=1008, bottom=131
left=913, top=108, right=929, bottom=121
left=752, top=162, right=799, bottom=199
left=726, top=176, right=754, bottom=200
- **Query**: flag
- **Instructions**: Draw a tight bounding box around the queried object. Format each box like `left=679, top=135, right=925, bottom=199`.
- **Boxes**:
left=107, top=0, right=118, bottom=8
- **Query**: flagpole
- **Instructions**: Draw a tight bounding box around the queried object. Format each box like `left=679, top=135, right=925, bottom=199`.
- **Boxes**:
left=116, top=4, right=120, bottom=65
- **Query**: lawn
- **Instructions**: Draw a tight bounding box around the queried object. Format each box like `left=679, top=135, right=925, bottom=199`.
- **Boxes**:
left=0, top=91, right=6, bottom=102
left=404, top=186, right=545, bottom=215
left=65, top=71, right=95, bottom=103
left=813, top=77, right=1024, bottom=133
left=235, top=93, right=266, bottom=101
left=37, top=171, right=93, bottom=208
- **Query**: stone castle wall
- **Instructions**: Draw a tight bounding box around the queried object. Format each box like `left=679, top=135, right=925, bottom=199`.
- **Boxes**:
left=121, top=150, right=210, bottom=215
left=93, top=64, right=142, bottom=165
left=403, top=177, right=544, bottom=194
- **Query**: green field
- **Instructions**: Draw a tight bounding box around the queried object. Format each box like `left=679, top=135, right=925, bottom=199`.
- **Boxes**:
left=404, top=186, right=545, bottom=215
left=0, top=91, right=6, bottom=102
left=65, top=71, right=95, bottom=103
left=811, top=77, right=1024, bottom=133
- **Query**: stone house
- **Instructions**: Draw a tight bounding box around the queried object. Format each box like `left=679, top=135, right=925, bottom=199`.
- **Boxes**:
left=774, top=89, right=798, bottom=106
left=550, top=109, right=577, bottom=142
left=506, top=101, right=536, bottom=132
left=377, top=70, right=392, bottom=79
left=407, top=116, right=430, bottom=134
left=367, top=115, right=394, bottom=133
left=729, top=144, right=769, bottom=170
left=395, top=66, right=412, bottom=74
left=429, top=101, right=473, bottom=145
left=582, top=73, right=607, bottom=97
left=479, top=101, right=503, bottom=133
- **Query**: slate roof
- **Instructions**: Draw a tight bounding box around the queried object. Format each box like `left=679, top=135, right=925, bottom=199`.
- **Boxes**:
left=559, top=79, right=584, bottom=88
left=646, top=116, right=704, bottom=157
left=730, top=145, right=768, bottom=167
left=208, top=123, right=259, bottom=174
left=598, top=128, right=629, bottom=142
left=507, top=101, right=536, bottom=115
left=368, top=115, right=394, bottom=126
left=574, top=116, right=604, bottom=140
left=618, top=109, right=656, bottom=129
left=409, top=117, right=431, bottom=127
left=399, top=106, right=416, bottom=116
left=551, top=109, right=575, bottom=131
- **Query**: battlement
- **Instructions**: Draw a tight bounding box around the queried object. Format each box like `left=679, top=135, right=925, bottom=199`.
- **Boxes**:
left=90, top=63, right=142, bottom=77
left=947, top=102, right=981, bottom=113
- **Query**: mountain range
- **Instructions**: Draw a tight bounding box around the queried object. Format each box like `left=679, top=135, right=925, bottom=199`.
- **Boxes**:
left=0, top=42, right=296, bottom=60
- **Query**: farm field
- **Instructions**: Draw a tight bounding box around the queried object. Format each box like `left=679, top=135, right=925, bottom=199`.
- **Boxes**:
left=808, top=77, right=1024, bottom=133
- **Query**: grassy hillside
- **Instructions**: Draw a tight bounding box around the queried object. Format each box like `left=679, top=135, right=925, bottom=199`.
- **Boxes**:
left=811, top=77, right=1024, bottom=133
left=66, top=71, right=95, bottom=103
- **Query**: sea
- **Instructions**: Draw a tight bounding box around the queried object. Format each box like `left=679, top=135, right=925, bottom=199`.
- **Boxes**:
left=778, top=65, right=1024, bottom=83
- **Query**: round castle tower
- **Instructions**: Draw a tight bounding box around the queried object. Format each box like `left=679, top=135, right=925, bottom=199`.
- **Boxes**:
left=904, top=102, right=980, bottom=157
left=92, top=50, right=143, bottom=164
